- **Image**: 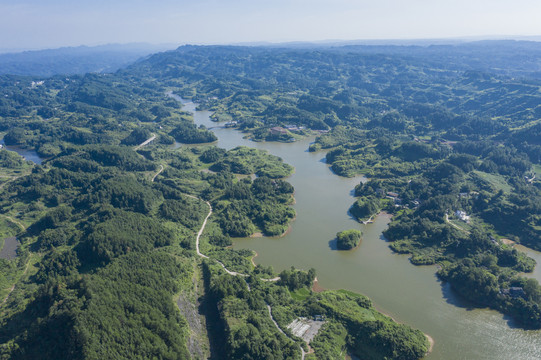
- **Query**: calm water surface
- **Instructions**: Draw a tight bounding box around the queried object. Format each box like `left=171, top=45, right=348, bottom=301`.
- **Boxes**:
left=171, top=93, right=541, bottom=360
left=0, top=140, right=43, bottom=164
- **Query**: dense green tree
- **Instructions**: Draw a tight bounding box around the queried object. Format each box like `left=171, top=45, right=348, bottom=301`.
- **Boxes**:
left=336, top=229, right=362, bottom=250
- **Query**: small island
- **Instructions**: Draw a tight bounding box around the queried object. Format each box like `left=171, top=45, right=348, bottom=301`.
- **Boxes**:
left=336, top=229, right=362, bottom=250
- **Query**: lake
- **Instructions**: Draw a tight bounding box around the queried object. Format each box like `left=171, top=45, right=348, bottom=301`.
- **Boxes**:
left=170, top=93, right=541, bottom=360
left=0, top=140, right=43, bottom=165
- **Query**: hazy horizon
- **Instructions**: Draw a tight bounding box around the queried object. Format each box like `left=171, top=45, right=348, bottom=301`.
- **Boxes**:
left=3, top=35, right=541, bottom=55
left=2, top=0, right=541, bottom=52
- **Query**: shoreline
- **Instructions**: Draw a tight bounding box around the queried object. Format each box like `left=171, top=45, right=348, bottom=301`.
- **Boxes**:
left=373, top=303, right=434, bottom=356
left=313, top=277, right=434, bottom=355
left=251, top=251, right=258, bottom=267
left=361, top=214, right=376, bottom=225
left=278, top=220, right=294, bottom=238
left=311, top=277, right=325, bottom=293
left=426, top=334, right=435, bottom=354
left=290, top=194, right=296, bottom=205
left=249, top=214, right=297, bottom=239
left=360, top=211, right=388, bottom=225
left=337, top=238, right=362, bottom=251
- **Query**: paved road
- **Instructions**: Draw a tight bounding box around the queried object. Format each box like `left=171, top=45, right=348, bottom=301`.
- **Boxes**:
left=134, top=133, right=156, bottom=150
left=151, top=165, right=164, bottom=182
left=267, top=305, right=305, bottom=360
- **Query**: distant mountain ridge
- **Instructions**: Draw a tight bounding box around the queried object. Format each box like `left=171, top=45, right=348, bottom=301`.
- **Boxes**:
left=335, top=40, right=541, bottom=78
left=129, top=40, right=541, bottom=81
left=237, top=39, right=541, bottom=78
left=0, top=43, right=176, bottom=77
left=3, top=39, right=541, bottom=79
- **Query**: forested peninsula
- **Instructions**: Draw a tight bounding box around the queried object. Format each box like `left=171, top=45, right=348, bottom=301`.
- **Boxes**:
left=1, top=41, right=541, bottom=359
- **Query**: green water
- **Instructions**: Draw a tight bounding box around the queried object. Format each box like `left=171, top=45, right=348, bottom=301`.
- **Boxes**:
left=173, top=93, right=541, bottom=359
left=516, top=245, right=541, bottom=281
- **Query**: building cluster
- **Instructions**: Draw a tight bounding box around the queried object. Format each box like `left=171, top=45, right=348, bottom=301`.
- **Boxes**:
left=386, top=191, right=403, bottom=206
left=455, top=210, right=470, bottom=223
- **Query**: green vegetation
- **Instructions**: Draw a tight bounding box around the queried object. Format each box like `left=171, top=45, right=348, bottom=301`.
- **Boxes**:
left=350, top=195, right=384, bottom=222
left=533, top=164, right=541, bottom=178
left=127, top=43, right=541, bottom=328
left=203, top=262, right=302, bottom=360
left=210, top=175, right=295, bottom=237
left=1, top=252, right=191, bottom=359
left=473, top=170, right=513, bottom=193
left=3, top=40, right=541, bottom=358
left=309, top=321, right=348, bottom=360
left=171, top=121, right=217, bottom=144
left=203, top=261, right=427, bottom=360
left=438, top=256, right=541, bottom=328
left=336, top=229, right=362, bottom=250
left=289, top=287, right=311, bottom=301
left=0, top=69, right=302, bottom=358
left=278, top=267, right=316, bottom=290
left=210, top=146, right=294, bottom=179
left=316, top=290, right=428, bottom=360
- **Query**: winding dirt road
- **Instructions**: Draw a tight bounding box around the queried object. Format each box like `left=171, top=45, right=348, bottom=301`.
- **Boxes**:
left=1, top=255, right=31, bottom=306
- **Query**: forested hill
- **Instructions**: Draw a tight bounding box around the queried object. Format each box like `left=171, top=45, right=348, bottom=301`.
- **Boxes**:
left=337, top=40, right=541, bottom=78
left=126, top=41, right=541, bottom=130
left=0, top=43, right=175, bottom=77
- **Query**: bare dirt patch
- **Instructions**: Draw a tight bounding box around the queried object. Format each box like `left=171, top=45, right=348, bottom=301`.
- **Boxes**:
left=0, top=237, right=19, bottom=260
left=287, top=317, right=325, bottom=343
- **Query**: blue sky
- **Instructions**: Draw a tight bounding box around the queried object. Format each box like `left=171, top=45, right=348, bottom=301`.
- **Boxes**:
left=2, top=0, right=541, bottom=50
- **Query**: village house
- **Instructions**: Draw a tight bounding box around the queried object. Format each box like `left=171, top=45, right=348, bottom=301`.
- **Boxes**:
left=386, top=192, right=402, bottom=206
left=455, top=210, right=470, bottom=223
